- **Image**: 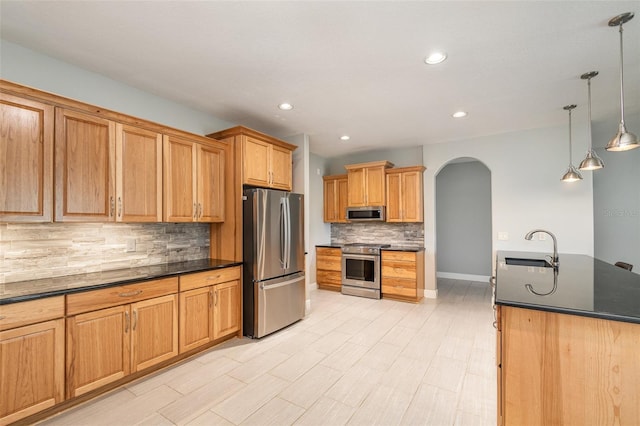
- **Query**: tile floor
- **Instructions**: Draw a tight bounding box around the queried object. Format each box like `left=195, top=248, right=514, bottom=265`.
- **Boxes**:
left=41, top=279, right=497, bottom=426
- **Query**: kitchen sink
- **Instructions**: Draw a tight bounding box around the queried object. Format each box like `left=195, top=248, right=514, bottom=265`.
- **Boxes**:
left=505, top=257, right=553, bottom=268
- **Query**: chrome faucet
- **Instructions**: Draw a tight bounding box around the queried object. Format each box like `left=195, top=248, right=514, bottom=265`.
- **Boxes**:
left=525, top=229, right=559, bottom=267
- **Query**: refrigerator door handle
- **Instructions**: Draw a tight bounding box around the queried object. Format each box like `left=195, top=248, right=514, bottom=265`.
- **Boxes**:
left=285, top=197, right=291, bottom=270
left=280, top=197, right=286, bottom=268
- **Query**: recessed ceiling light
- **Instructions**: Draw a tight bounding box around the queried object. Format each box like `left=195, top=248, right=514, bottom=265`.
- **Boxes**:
left=278, top=103, right=293, bottom=110
left=340, top=135, right=350, bottom=141
left=425, top=51, right=447, bottom=65
left=452, top=111, right=468, bottom=118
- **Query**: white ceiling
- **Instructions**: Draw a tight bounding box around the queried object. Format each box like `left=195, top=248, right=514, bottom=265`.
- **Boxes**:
left=1, top=1, right=639, bottom=158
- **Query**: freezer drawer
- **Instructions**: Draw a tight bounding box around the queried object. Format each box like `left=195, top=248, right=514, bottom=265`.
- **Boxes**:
left=255, top=272, right=305, bottom=338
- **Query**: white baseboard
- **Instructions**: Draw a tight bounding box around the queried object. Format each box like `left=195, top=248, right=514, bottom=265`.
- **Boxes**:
left=436, top=272, right=491, bottom=283
left=305, top=298, right=311, bottom=314
left=424, top=289, right=438, bottom=299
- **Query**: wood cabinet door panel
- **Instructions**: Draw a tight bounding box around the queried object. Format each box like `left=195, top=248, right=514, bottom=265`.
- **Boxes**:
left=317, top=270, right=342, bottom=286
left=179, top=287, right=212, bottom=353
left=55, top=109, right=115, bottom=222
left=197, top=144, right=225, bottom=222
left=213, top=280, right=240, bottom=339
left=163, top=135, right=196, bottom=222
left=116, top=124, right=162, bottom=222
left=270, top=144, right=292, bottom=191
left=0, top=319, right=64, bottom=425
left=131, top=294, right=178, bottom=372
left=336, top=177, right=349, bottom=222
left=385, top=173, right=402, bottom=222
left=66, top=306, right=130, bottom=398
left=316, top=255, right=342, bottom=272
left=381, top=282, right=417, bottom=298
left=365, top=166, right=386, bottom=206
left=0, top=94, right=53, bottom=222
left=243, top=137, right=270, bottom=187
left=402, top=171, right=423, bottom=222
left=382, top=262, right=417, bottom=279
left=347, top=168, right=366, bottom=207
left=323, top=179, right=337, bottom=223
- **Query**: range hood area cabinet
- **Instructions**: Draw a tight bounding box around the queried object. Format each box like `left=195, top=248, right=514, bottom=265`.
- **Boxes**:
left=323, top=174, right=348, bottom=223
left=345, top=160, right=394, bottom=207
left=207, top=126, right=297, bottom=192
left=0, top=82, right=227, bottom=224
left=386, top=166, right=426, bottom=223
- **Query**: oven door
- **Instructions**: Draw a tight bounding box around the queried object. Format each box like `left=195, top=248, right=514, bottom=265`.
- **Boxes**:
left=342, top=253, right=380, bottom=289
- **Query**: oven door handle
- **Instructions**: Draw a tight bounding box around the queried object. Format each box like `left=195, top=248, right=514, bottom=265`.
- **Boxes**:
left=342, top=253, right=378, bottom=260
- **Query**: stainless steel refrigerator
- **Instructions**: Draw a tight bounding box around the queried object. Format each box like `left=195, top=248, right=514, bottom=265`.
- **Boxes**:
left=243, top=188, right=305, bottom=338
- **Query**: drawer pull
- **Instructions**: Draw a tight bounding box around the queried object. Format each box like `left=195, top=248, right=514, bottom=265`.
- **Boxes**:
left=207, top=275, right=222, bottom=281
left=0, top=316, right=5, bottom=321
left=118, top=290, right=142, bottom=298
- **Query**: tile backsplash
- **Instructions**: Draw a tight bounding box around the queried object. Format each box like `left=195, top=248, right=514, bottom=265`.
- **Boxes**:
left=331, top=223, right=424, bottom=246
left=0, top=223, right=210, bottom=283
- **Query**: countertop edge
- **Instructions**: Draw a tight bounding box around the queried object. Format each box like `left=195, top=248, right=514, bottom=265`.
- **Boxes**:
left=0, top=260, right=243, bottom=305
left=495, top=300, right=640, bottom=325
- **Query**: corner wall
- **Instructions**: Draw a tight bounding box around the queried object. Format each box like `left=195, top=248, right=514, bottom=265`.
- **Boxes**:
left=423, top=125, right=594, bottom=295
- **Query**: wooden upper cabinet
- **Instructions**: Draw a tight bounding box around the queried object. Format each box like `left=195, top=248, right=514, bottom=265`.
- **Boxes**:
left=323, top=174, right=348, bottom=223
left=163, top=135, right=225, bottom=222
left=163, top=135, right=196, bottom=222
left=55, top=109, right=115, bottom=222
left=198, top=143, right=225, bottom=222
left=207, top=126, right=296, bottom=191
left=345, top=161, right=393, bottom=207
left=115, top=124, right=162, bottom=222
left=0, top=93, right=54, bottom=222
left=386, top=166, right=426, bottom=222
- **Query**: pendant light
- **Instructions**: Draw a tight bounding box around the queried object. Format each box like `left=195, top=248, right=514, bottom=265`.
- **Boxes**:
left=578, top=71, right=605, bottom=170
left=561, top=104, right=583, bottom=182
left=605, top=12, right=639, bottom=151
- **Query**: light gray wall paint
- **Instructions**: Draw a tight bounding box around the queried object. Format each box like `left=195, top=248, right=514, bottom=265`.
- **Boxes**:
left=422, top=124, right=595, bottom=294
left=308, top=153, right=332, bottom=284
left=592, top=116, right=640, bottom=274
left=325, top=146, right=423, bottom=175
left=436, top=161, right=492, bottom=276
left=0, top=39, right=234, bottom=135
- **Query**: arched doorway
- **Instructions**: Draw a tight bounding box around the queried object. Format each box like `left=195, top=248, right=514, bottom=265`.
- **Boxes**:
left=435, top=157, right=492, bottom=284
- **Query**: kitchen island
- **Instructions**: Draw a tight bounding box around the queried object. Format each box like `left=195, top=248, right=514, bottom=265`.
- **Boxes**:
left=494, top=251, right=640, bottom=425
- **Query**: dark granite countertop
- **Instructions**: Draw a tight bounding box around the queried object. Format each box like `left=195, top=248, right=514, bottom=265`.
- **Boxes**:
left=495, top=251, right=640, bottom=324
left=316, top=244, right=342, bottom=248
left=0, top=258, right=242, bottom=305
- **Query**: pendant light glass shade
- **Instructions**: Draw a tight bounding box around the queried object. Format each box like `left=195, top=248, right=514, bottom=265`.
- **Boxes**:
left=579, top=71, right=604, bottom=171
left=561, top=104, right=583, bottom=182
left=606, top=12, right=639, bottom=152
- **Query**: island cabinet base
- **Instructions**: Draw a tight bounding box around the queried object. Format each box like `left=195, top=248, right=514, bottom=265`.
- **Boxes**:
left=498, top=306, right=640, bottom=425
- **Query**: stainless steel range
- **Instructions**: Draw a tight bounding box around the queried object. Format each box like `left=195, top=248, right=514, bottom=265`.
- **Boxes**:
left=341, top=243, right=390, bottom=299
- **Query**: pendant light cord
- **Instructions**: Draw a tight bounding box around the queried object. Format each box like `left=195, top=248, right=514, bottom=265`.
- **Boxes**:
left=618, top=23, right=626, bottom=125
left=568, top=108, right=574, bottom=165
left=587, top=77, right=593, bottom=149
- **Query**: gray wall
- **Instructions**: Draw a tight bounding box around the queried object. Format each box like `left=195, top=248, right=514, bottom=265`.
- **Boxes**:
left=592, top=116, right=640, bottom=274
left=0, top=39, right=234, bottom=135
left=326, top=146, right=423, bottom=175
left=308, top=154, right=332, bottom=284
left=436, top=161, right=492, bottom=276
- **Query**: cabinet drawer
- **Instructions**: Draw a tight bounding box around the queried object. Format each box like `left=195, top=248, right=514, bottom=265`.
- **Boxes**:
left=66, top=277, right=178, bottom=316
left=382, top=251, right=417, bottom=262
left=382, top=279, right=417, bottom=298
left=180, top=266, right=241, bottom=292
left=382, top=262, right=416, bottom=280
left=317, top=255, right=341, bottom=272
left=317, top=270, right=342, bottom=286
left=0, top=296, right=65, bottom=331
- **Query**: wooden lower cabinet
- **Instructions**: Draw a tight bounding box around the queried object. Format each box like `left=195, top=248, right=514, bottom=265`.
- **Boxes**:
left=498, top=306, right=640, bottom=425
left=66, top=292, right=178, bottom=398
left=381, top=250, right=424, bottom=302
left=316, top=247, right=342, bottom=291
left=178, top=267, right=241, bottom=353
left=0, top=319, right=65, bottom=425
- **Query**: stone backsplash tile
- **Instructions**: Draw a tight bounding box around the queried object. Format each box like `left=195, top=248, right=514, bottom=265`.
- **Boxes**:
left=0, top=223, right=210, bottom=283
left=331, top=222, right=424, bottom=246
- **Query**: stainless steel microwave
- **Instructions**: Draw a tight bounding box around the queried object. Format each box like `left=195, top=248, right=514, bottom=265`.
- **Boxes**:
left=346, top=206, right=385, bottom=222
